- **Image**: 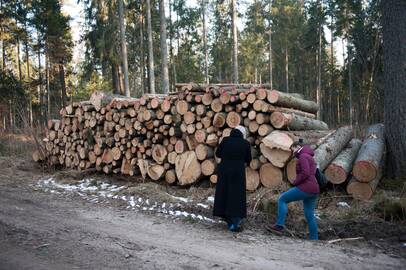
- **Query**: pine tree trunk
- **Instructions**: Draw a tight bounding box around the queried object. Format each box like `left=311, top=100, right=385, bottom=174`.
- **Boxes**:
left=17, top=39, right=22, bottom=82
left=231, top=0, right=238, bottom=83
left=348, top=44, right=353, bottom=126
left=381, top=0, right=406, bottom=178
left=59, top=64, right=67, bottom=108
left=202, top=0, right=209, bottom=84
left=140, top=0, right=146, bottom=94
left=146, top=0, right=156, bottom=94
left=118, top=0, right=130, bottom=97
left=159, top=0, right=169, bottom=94
left=285, top=45, right=289, bottom=93
left=268, top=0, right=273, bottom=89
left=45, top=42, right=50, bottom=120
left=112, top=64, right=120, bottom=94
left=317, top=25, right=322, bottom=120
left=25, top=32, right=33, bottom=127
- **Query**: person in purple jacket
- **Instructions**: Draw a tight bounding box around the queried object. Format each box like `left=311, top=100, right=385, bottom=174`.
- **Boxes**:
left=268, top=140, right=320, bottom=240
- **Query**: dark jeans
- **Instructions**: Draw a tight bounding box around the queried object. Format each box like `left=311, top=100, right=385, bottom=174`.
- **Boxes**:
left=276, top=187, right=318, bottom=240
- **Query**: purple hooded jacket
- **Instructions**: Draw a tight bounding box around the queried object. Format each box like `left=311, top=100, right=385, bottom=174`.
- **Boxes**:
left=293, top=145, right=320, bottom=194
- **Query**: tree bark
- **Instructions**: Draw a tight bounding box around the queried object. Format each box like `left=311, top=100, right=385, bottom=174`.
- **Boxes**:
left=381, top=0, right=406, bottom=179
left=139, top=0, right=146, bottom=94
left=270, top=112, right=328, bottom=130
left=314, top=126, right=353, bottom=171
left=246, top=167, right=260, bottom=191
left=146, top=0, right=156, bottom=94
left=202, top=0, right=209, bottom=84
left=325, top=138, right=362, bottom=184
left=159, top=0, right=169, bottom=94
left=175, top=151, right=201, bottom=185
left=231, top=0, right=238, bottom=83
left=267, top=90, right=319, bottom=114
left=260, top=163, right=283, bottom=188
left=118, top=0, right=130, bottom=97
left=352, top=124, right=385, bottom=183
left=268, top=0, right=273, bottom=89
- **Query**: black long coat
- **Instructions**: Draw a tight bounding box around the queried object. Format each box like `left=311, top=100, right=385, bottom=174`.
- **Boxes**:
left=213, top=129, right=252, bottom=219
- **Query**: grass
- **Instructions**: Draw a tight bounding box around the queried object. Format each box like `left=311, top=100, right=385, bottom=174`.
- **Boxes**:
left=373, top=191, right=406, bottom=221
left=0, top=133, right=36, bottom=157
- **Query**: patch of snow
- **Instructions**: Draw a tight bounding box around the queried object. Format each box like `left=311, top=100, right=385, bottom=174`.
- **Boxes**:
left=170, top=195, right=190, bottom=203
left=337, top=202, right=351, bottom=208
left=207, top=196, right=214, bottom=203
left=197, top=203, right=209, bottom=209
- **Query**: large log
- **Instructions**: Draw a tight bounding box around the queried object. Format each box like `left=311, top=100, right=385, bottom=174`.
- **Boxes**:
left=148, top=164, right=165, bottom=180
left=325, top=139, right=362, bottom=184
left=270, top=112, right=328, bottom=130
left=90, top=92, right=126, bottom=111
left=346, top=162, right=383, bottom=201
left=260, top=163, right=283, bottom=188
left=152, top=144, right=168, bottom=164
left=246, top=167, right=260, bottom=191
left=352, top=124, right=385, bottom=183
left=175, top=151, right=201, bottom=185
left=267, top=90, right=319, bottom=114
left=268, top=104, right=316, bottom=119
left=314, top=126, right=353, bottom=171
left=201, top=159, right=216, bottom=176
left=263, top=130, right=334, bottom=151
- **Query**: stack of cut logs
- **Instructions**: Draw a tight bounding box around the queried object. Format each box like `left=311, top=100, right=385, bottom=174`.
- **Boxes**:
left=33, top=83, right=386, bottom=200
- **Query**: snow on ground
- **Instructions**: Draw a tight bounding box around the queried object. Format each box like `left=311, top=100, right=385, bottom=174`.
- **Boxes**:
left=36, top=177, right=219, bottom=223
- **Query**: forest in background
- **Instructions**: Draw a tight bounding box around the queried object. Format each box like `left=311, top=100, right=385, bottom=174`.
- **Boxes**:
left=0, top=0, right=383, bottom=131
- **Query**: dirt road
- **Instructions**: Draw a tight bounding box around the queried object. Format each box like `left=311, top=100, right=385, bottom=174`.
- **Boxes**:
left=0, top=158, right=404, bottom=270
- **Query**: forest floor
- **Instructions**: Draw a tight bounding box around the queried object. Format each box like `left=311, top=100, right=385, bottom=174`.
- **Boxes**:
left=0, top=134, right=405, bottom=270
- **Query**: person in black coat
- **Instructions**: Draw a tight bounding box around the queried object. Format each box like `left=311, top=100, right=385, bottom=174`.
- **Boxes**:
left=213, top=125, right=252, bottom=232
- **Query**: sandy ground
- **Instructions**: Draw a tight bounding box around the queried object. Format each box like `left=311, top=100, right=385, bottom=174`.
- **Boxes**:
left=0, top=157, right=405, bottom=270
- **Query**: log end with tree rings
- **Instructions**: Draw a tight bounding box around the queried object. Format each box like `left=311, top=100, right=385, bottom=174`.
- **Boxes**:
left=210, top=174, right=218, bottom=184
left=175, top=151, right=201, bottom=185
left=201, top=159, right=216, bottom=176
left=325, top=164, right=347, bottom=184
left=147, top=164, right=165, bottom=181
left=260, top=163, right=283, bottom=188
left=246, top=167, right=260, bottom=191
left=267, top=90, right=280, bottom=104
left=195, top=129, right=207, bottom=143
left=346, top=179, right=374, bottom=201
left=176, top=100, right=189, bottom=115
left=353, top=161, right=378, bottom=183
left=286, top=159, right=297, bottom=184
left=270, top=111, right=287, bottom=129
left=165, top=169, right=177, bottom=184
left=226, top=111, right=241, bottom=128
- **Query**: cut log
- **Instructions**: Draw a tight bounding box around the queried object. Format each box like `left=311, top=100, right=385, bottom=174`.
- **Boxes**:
left=213, top=112, right=226, bottom=128
left=268, top=104, right=316, bottom=119
left=352, top=124, right=385, bottom=183
left=267, top=90, right=318, bottom=114
left=258, top=124, right=274, bottom=137
left=260, top=163, right=283, bottom=188
left=165, top=169, right=177, bottom=184
left=246, top=167, right=260, bottom=191
left=314, top=126, right=353, bottom=171
left=90, top=92, right=125, bottom=111
left=201, top=159, right=216, bottom=176
left=152, top=144, right=168, bottom=164
left=210, top=174, right=218, bottom=184
left=263, top=131, right=294, bottom=151
left=175, top=151, right=201, bottom=185
left=195, top=144, right=214, bottom=161
left=148, top=164, right=165, bottom=180
left=138, top=159, right=149, bottom=179
left=347, top=163, right=383, bottom=200
left=270, top=112, right=328, bottom=130
left=226, top=112, right=241, bottom=128
left=325, top=139, right=362, bottom=184
left=176, top=100, right=189, bottom=115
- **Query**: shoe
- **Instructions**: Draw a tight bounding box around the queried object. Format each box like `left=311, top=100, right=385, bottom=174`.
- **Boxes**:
left=266, top=224, right=284, bottom=234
